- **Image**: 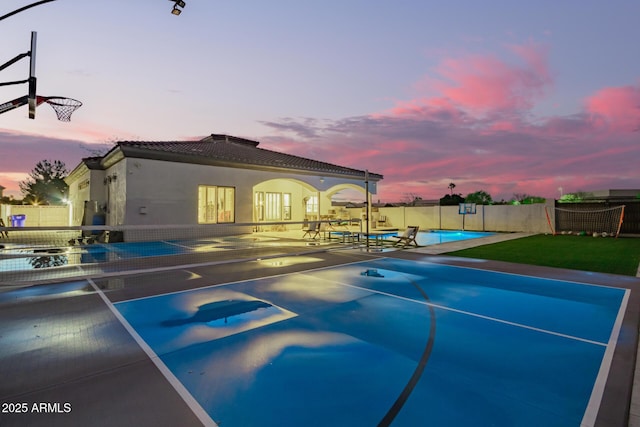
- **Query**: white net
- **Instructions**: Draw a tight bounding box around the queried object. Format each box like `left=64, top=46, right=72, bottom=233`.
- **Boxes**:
left=0, top=220, right=363, bottom=286
left=43, top=97, right=82, bottom=122
left=546, top=205, right=625, bottom=237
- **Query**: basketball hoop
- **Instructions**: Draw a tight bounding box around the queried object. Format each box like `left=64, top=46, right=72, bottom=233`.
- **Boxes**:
left=0, top=94, right=82, bottom=121
left=458, top=202, right=477, bottom=231
left=37, top=96, right=82, bottom=122
left=458, top=203, right=477, bottom=215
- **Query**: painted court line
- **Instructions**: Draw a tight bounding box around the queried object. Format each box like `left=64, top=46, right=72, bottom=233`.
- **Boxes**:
left=93, top=257, right=626, bottom=426
left=35, top=252, right=320, bottom=290
left=413, top=256, right=630, bottom=291
left=581, top=288, right=630, bottom=427
left=87, top=278, right=218, bottom=427
left=114, top=257, right=615, bottom=347
left=114, top=258, right=375, bottom=304
left=306, top=273, right=610, bottom=347
left=161, top=240, right=194, bottom=250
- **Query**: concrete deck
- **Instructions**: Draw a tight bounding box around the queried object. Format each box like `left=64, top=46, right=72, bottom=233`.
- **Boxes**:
left=1, top=232, right=638, bottom=426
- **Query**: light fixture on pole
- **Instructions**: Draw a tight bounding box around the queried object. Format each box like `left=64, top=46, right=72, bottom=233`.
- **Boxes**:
left=0, top=0, right=57, bottom=22
left=365, top=169, right=369, bottom=251
left=170, top=0, right=185, bottom=15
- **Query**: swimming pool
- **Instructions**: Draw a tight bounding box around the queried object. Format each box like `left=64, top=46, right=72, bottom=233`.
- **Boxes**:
left=114, top=257, right=626, bottom=427
left=415, top=229, right=495, bottom=246
left=0, top=237, right=247, bottom=272
left=0, top=230, right=491, bottom=274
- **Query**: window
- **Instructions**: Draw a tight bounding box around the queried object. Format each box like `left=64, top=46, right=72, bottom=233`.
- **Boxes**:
left=256, top=192, right=292, bottom=221
left=265, top=192, right=281, bottom=220
left=198, top=186, right=216, bottom=223
left=198, top=185, right=235, bottom=223
left=218, top=187, right=235, bottom=223
left=305, top=195, right=318, bottom=215
left=283, top=193, right=291, bottom=220
left=254, top=192, right=264, bottom=221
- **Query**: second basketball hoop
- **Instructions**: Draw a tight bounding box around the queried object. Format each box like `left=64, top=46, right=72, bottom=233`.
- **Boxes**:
left=458, top=202, right=477, bottom=231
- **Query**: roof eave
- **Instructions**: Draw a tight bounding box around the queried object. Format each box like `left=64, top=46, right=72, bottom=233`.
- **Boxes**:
left=117, top=146, right=383, bottom=180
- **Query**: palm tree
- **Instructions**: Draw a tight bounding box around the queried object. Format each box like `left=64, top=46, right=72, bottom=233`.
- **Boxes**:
left=448, top=182, right=456, bottom=195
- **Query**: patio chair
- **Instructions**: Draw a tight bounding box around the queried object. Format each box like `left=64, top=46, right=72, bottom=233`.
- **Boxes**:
left=302, top=221, right=320, bottom=239
left=0, top=218, right=7, bottom=238
left=391, top=226, right=419, bottom=248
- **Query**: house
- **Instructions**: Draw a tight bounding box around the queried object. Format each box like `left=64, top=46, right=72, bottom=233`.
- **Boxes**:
left=65, top=134, right=382, bottom=230
left=582, top=189, right=640, bottom=202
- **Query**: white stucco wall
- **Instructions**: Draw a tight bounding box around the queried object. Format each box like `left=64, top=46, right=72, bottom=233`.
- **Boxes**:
left=67, top=170, right=89, bottom=225
left=1, top=205, right=71, bottom=226
left=347, top=202, right=554, bottom=233
left=66, top=167, right=107, bottom=225
left=108, top=158, right=374, bottom=226
left=105, top=160, right=127, bottom=225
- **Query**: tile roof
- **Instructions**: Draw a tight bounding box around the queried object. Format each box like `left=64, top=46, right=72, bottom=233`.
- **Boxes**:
left=83, top=157, right=104, bottom=170
left=114, top=134, right=383, bottom=180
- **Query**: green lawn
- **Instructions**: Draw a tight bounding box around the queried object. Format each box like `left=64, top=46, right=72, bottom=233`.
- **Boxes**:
left=447, top=234, right=640, bottom=276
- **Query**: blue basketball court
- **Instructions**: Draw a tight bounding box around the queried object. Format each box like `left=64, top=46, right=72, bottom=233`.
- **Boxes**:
left=113, top=257, right=627, bottom=427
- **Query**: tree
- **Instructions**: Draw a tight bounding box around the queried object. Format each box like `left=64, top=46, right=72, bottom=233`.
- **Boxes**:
left=465, top=190, right=493, bottom=205
left=0, top=195, right=21, bottom=205
left=511, top=193, right=546, bottom=204
left=448, top=182, right=456, bottom=195
left=402, top=193, right=423, bottom=205
left=559, top=191, right=594, bottom=203
left=440, top=193, right=465, bottom=206
left=19, top=160, right=69, bottom=205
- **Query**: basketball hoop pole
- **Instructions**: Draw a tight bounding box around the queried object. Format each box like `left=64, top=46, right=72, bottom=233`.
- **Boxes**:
left=0, top=32, right=35, bottom=79
left=365, top=169, right=370, bottom=251
left=458, top=203, right=477, bottom=231
left=0, top=52, right=31, bottom=75
left=28, top=31, right=37, bottom=119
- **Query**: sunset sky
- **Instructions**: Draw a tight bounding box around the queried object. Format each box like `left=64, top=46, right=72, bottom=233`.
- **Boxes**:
left=1, top=0, right=639, bottom=202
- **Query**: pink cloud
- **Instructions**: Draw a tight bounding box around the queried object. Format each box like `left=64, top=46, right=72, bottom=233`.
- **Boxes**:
left=485, top=120, right=518, bottom=133
left=585, top=83, right=640, bottom=132
left=263, top=96, right=640, bottom=200
left=0, top=131, right=105, bottom=196
left=429, top=41, right=552, bottom=114
left=388, top=97, right=466, bottom=123
left=377, top=41, right=555, bottom=144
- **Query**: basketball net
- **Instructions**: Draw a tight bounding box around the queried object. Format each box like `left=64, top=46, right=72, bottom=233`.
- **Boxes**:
left=37, top=96, right=82, bottom=122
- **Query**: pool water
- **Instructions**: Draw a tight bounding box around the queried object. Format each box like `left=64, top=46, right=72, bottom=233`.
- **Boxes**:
left=415, top=229, right=495, bottom=246
left=115, top=258, right=626, bottom=427
left=0, top=231, right=493, bottom=273
left=0, top=239, right=227, bottom=272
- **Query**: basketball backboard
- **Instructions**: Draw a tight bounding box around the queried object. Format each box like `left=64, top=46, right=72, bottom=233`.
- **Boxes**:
left=28, top=31, right=37, bottom=119
left=0, top=31, right=81, bottom=121
left=458, top=203, right=477, bottom=215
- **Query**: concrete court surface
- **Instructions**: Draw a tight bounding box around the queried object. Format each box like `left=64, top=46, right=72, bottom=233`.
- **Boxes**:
left=1, top=238, right=638, bottom=427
